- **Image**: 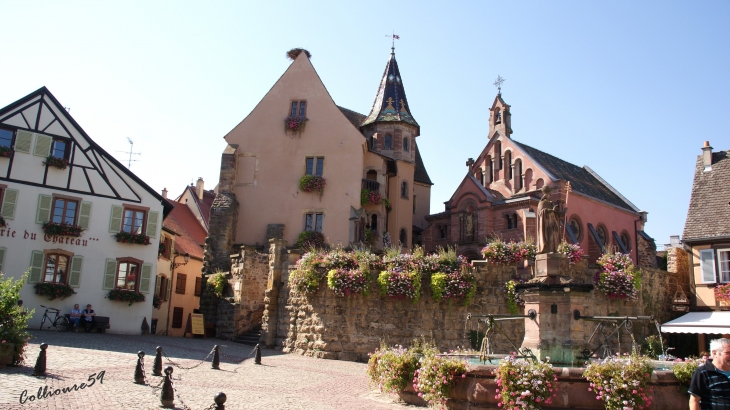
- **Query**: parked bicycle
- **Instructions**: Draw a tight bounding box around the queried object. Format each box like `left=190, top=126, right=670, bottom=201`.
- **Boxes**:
left=39, top=305, right=69, bottom=332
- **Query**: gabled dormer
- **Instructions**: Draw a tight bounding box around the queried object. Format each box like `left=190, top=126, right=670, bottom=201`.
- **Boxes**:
left=489, top=93, right=512, bottom=139
left=361, top=48, right=418, bottom=164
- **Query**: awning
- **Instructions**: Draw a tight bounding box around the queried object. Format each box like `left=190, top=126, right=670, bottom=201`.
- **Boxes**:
left=661, top=312, right=730, bottom=334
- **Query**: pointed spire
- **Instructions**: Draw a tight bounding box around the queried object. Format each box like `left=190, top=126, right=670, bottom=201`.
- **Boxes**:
left=362, top=50, right=419, bottom=128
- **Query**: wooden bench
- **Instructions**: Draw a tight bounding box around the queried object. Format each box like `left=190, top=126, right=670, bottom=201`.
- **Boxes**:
left=65, top=315, right=111, bottom=333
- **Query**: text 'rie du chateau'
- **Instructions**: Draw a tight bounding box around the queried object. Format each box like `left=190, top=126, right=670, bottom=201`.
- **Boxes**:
left=0, top=226, right=99, bottom=247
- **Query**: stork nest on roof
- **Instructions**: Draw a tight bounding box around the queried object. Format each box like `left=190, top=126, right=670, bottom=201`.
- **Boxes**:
left=287, top=48, right=311, bottom=61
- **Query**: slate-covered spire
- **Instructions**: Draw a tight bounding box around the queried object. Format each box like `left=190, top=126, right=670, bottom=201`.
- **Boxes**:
left=362, top=49, right=419, bottom=128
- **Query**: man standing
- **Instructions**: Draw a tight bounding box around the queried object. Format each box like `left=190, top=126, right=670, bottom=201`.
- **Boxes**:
left=690, top=338, right=730, bottom=409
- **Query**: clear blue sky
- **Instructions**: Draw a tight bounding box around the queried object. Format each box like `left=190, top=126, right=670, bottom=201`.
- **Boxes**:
left=1, top=1, right=728, bottom=246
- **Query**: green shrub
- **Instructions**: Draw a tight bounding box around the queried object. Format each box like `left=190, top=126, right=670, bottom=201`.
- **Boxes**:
left=0, top=271, right=34, bottom=365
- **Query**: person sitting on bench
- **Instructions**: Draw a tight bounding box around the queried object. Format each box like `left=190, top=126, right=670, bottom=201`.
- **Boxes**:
left=82, top=304, right=96, bottom=332
left=69, top=304, right=82, bottom=331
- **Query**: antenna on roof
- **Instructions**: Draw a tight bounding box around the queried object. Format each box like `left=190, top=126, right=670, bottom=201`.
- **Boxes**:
left=116, top=137, right=141, bottom=168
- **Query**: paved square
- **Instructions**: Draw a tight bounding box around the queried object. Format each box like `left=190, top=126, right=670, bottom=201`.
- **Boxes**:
left=0, top=330, right=413, bottom=410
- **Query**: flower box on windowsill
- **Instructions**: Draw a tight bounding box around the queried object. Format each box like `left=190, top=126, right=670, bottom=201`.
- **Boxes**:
left=0, top=147, right=12, bottom=158
left=34, top=282, right=76, bottom=301
left=107, top=288, right=146, bottom=306
left=42, top=221, right=84, bottom=237
left=299, top=175, right=326, bottom=195
left=360, top=189, right=382, bottom=206
left=284, top=116, right=308, bottom=134
left=113, top=232, right=151, bottom=245
left=44, top=156, right=69, bottom=170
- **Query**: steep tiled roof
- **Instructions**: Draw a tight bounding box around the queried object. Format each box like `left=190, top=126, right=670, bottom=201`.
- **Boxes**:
left=414, top=145, right=433, bottom=185
left=162, top=205, right=205, bottom=260
left=512, top=140, right=638, bottom=212
left=683, top=150, right=730, bottom=241
left=338, top=106, right=367, bottom=129
left=361, top=52, right=419, bottom=128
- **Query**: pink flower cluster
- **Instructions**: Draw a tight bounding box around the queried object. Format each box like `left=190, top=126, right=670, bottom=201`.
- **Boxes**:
left=482, top=240, right=536, bottom=265
left=284, top=116, right=308, bottom=131
left=557, top=242, right=585, bottom=264
left=413, top=355, right=467, bottom=408
left=595, top=252, right=640, bottom=300
left=377, top=270, right=420, bottom=301
left=327, top=268, right=369, bottom=297
left=583, top=355, right=654, bottom=410
left=715, top=283, right=730, bottom=303
left=299, top=175, right=326, bottom=193
left=430, top=271, right=477, bottom=305
left=493, top=355, right=556, bottom=409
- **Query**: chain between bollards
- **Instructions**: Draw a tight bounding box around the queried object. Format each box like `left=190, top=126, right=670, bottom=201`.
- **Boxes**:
left=32, top=343, right=48, bottom=377
left=134, top=351, right=146, bottom=384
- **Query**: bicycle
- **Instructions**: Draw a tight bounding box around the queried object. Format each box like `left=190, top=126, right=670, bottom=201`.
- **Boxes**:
left=39, top=305, right=70, bottom=332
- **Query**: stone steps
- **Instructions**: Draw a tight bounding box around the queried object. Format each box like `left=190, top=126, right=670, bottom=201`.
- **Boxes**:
left=232, top=325, right=262, bottom=345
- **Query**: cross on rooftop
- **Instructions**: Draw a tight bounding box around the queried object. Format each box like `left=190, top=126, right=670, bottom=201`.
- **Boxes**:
left=493, top=75, right=505, bottom=94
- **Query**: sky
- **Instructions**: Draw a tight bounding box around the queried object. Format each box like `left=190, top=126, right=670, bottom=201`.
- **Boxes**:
left=1, top=1, right=728, bottom=247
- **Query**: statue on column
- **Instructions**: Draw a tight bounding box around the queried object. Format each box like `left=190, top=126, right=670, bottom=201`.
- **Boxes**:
left=536, top=186, right=561, bottom=254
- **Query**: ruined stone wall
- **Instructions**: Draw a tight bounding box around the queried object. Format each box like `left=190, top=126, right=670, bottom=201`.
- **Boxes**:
left=268, top=258, right=687, bottom=362
left=637, top=231, right=659, bottom=269
left=667, top=246, right=689, bottom=275
left=214, top=248, right=270, bottom=339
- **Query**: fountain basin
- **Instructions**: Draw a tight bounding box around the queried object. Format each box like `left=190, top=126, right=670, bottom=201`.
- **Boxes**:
left=396, top=363, right=689, bottom=409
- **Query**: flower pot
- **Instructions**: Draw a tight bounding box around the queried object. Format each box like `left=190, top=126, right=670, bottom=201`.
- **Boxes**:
left=0, top=343, right=15, bottom=368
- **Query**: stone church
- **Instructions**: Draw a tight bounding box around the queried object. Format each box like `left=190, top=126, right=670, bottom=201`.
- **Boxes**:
left=205, top=48, right=432, bottom=271
left=423, top=92, right=657, bottom=266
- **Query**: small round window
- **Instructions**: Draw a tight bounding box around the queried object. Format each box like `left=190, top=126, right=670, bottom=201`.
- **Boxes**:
left=620, top=232, right=631, bottom=252
left=596, top=225, right=607, bottom=245
left=569, top=218, right=582, bottom=241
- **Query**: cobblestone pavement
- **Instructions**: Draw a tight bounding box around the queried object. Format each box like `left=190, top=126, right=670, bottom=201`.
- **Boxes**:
left=0, top=330, right=414, bottom=410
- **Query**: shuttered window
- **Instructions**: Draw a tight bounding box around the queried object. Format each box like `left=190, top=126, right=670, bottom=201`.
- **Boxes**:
left=194, top=277, right=202, bottom=297
left=109, top=205, right=159, bottom=238
left=0, top=188, right=19, bottom=220
left=172, top=307, right=184, bottom=328
left=14, top=130, right=32, bottom=153
left=176, top=273, right=187, bottom=294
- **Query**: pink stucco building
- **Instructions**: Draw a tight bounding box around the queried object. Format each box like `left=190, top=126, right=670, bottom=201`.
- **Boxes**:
left=208, top=48, right=431, bottom=259
left=424, top=93, right=656, bottom=265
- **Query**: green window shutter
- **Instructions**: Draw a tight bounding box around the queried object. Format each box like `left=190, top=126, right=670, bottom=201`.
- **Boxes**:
left=0, top=247, right=6, bottom=272
left=146, top=211, right=159, bottom=238
left=78, top=201, right=92, bottom=229
left=139, top=263, right=152, bottom=294
left=36, top=194, right=53, bottom=224
left=0, top=189, right=19, bottom=220
left=109, top=205, right=123, bottom=233
left=68, top=256, right=83, bottom=288
left=166, top=279, right=172, bottom=301
left=103, top=259, right=118, bottom=290
left=14, top=131, right=33, bottom=153
left=28, top=251, right=45, bottom=283
left=33, top=134, right=53, bottom=157
left=154, top=275, right=161, bottom=296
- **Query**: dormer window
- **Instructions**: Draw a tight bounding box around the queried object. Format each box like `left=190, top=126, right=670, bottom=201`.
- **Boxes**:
left=290, top=101, right=306, bottom=117
left=384, top=134, right=393, bottom=150
left=403, top=137, right=409, bottom=152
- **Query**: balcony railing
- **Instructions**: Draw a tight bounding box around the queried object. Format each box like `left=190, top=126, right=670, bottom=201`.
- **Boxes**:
left=361, top=179, right=380, bottom=192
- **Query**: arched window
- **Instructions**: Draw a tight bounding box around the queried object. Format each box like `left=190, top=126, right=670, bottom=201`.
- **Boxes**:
left=535, top=178, right=544, bottom=189
left=569, top=217, right=582, bottom=241
left=366, top=170, right=377, bottom=181
left=401, top=181, right=408, bottom=198
left=504, top=151, right=512, bottom=181
left=487, top=155, right=494, bottom=183
left=384, top=134, right=393, bottom=150
left=506, top=215, right=513, bottom=229
left=476, top=169, right=484, bottom=185
left=596, top=225, right=607, bottom=246
left=399, top=228, right=407, bottom=247
left=495, top=141, right=502, bottom=169
left=495, top=108, right=502, bottom=124
left=403, top=137, right=409, bottom=152
left=620, top=232, right=632, bottom=252
left=514, top=159, right=522, bottom=191
left=524, top=168, right=533, bottom=190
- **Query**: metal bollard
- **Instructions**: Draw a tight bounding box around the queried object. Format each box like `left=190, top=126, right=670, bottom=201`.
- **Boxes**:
left=134, top=351, right=146, bottom=384
left=254, top=344, right=261, bottom=365
left=160, top=366, right=174, bottom=408
left=153, top=346, right=163, bottom=376
left=32, top=343, right=48, bottom=376
left=213, top=392, right=226, bottom=409
left=212, top=345, right=220, bottom=370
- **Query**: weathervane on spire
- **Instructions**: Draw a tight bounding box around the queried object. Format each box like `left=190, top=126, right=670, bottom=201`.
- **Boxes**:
left=493, top=75, right=505, bottom=94
left=385, top=31, right=400, bottom=53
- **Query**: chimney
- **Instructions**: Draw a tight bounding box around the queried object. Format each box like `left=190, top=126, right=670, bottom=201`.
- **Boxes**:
left=702, top=141, right=713, bottom=172
left=196, top=177, right=204, bottom=200
left=161, top=188, right=168, bottom=199
left=670, top=235, right=681, bottom=247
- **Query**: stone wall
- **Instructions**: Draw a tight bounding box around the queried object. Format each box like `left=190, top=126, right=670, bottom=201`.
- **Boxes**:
left=214, top=247, right=269, bottom=339
left=637, top=231, right=659, bottom=269
left=667, top=246, right=689, bottom=275
left=266, top=258, right=688, bottom=362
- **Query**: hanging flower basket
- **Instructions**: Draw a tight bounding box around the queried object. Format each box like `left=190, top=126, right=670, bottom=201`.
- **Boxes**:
left=430, top=269, right=477, bottom=305
left=327, top=268, right=369, bottom=297
left=107, top=288, right=146, bottom=306
left=113, top=232, right=151, bottom=245
left=299, top=175, right=325, bottom=195
left=481, top=239, right=536, bottom=265
left=44, top=156, right=69, bottom=170
left=34, top=282, right=76, bottom=300
left=360, top=189, right=382, bottom=206
left=42, top=221, right=84, bottom=237
left=595, top=252, right=641, bottom=300
left=0, top=146, right=12, bottom=158
left=382, top=198, right=392, bottom=212
left=377, top=270, right=421, bottom=303
left=284, top=116, right=308, bottom=133
left=152, top=295, right=162, bottom=309
left=504, top=279, right=525, bottom=314
left=557, top=242, right=585, bottom=264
